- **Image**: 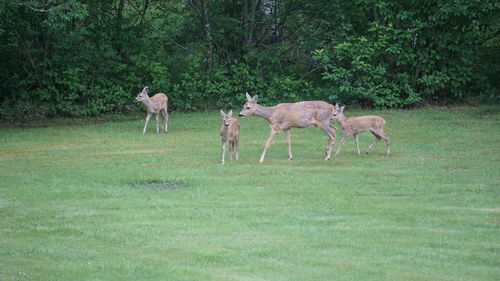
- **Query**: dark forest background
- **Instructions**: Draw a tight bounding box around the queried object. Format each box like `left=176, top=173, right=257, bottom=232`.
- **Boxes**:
left=1, top=0, right=499, bottom=120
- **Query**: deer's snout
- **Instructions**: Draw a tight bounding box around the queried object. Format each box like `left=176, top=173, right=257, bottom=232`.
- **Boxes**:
left=239, top=113, right=244, bottom=117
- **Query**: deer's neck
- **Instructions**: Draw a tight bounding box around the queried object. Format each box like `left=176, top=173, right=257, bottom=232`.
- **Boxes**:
left=141, top=97, right=157, bottom=113
left=337, top=117, right=350, bottom=131
left=253, top=104, right=275, bottom=121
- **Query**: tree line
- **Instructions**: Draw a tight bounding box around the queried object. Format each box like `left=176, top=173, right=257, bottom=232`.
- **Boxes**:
left=1, top=0, right=499, bottom=120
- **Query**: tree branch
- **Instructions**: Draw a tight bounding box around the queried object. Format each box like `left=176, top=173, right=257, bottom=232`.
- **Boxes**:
left=152, top=26, right=197, bottom=55
left=478, top=29, right=500, bottom=46
left=19, top=1, right=56, bottom=12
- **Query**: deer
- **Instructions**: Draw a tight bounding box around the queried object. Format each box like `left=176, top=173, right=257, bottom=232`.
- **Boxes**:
left=331, top=104, right=390, bottom=156
left=239, top=92, right=337, bottom=164
left=220, top=110, right=240, bottom=165
left=135, top=86, right=169, bottom=135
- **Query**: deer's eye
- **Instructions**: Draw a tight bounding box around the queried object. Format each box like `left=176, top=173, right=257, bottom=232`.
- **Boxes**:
left=246, top=107, right=250, bottom=109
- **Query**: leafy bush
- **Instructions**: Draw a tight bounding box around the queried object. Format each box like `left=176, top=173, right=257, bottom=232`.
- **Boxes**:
left=0, top=0, right=498, bottom=120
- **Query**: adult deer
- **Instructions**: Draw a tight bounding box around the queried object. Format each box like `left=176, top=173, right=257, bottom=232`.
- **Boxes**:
left=331, top=104, right=390, bottom=156
left=220, top=110, right=240, bottom=165
left=239, top=92, right=337, bottom=163
left=135, top=86, right=169, bottom=135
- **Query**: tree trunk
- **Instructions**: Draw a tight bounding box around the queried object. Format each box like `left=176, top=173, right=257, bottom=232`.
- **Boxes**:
left=113, top=0, right=126, bottom=57
left=243, top=0, right=257, bottom=49
left=200, top=0, right=213, bottom=72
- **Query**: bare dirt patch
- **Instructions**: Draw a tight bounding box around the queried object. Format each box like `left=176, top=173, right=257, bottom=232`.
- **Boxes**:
left=0, top=150, right=34, bottom=156
left=355, top=193, right=407, bottom=198
left=444, top=166, right=470, bottom=170
left=129, top=180, right=188, bottom=191
left=332, top=161, right=353, bottom=166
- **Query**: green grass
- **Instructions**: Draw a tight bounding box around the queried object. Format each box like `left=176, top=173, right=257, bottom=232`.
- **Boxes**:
left=0, top=106, right=499, bottom=281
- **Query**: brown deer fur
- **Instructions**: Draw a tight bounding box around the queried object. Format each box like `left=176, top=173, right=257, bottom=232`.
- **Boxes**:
left=220, top=110, right=240, bottom=165
left=332, top=104, right=390, bottom=156
left=135, top=86, right=169, bottom=135
left=239, top=92, right=337, bottom=163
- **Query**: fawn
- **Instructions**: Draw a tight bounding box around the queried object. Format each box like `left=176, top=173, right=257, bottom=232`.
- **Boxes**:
left=135, top=86, right=169, bottom=135
left=239, top=92, right=336, bottom=163
left=220, top=110, right=240, bottom=165
left=331, top=104, right=390, bottom=156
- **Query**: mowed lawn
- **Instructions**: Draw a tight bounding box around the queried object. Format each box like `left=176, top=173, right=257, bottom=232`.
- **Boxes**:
left=0, top=106, right=499, bottom=281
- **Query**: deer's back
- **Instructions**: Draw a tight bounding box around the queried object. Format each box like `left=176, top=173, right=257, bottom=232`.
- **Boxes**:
left=346, top=115, right=385, bottom=132
left=273, top=101, right=334, bottom=129
left=150, top=93, right=168, bottom=108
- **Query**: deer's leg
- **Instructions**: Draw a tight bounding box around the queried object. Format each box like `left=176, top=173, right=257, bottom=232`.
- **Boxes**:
left=284, top=129, right=293, bottom=160
left=354, top=134, right=361, bottom=154
left=328, top=125, right=337, bottom=158
left=259, top=128, right=279, bottom=164
left=221, top=140, right=226, bottom=165
left=155, top=113, right=160, bottom=133
left=159, top=111, right=164, bottom=131
left=366, top=132, right=382, bottom=154
left=234, top=137, right=239, bottom=160
left=373, top=129, right=391, bottom=156
left=161, top=109, right=168, bottom=133
left=385, top=133, right=391, bottom=156
left=142, top=113, right=152, bottom=135
left=229, top=140, right=234, bottom=160
left=335, top=135, right=350, bottom=156
left=318, top=122, right=336, bottom=160
left=381, top=130, right=390, bottom=156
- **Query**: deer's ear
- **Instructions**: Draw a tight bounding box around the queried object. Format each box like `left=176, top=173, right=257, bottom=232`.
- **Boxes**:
left=227, top=110, right=233, bottom=117
left=142, top=86, right=149, bottom=94
left=340, top=105, right=346, bottom=112
left=252, top=95, right=258, bottom=102
left=220, top=109, right=225, bottom=117
left=335, top=103, right=339, bottom=111
left=245, top=92, right=252, bottom=101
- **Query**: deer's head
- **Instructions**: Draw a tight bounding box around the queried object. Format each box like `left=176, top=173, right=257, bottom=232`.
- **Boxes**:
left=220, top=109, right=233, bottom=126
left=239, top=92, right=258, bottom=117
left=135, top=86, right=149, bottom=102
left=332, top=103, right=346, bottom=120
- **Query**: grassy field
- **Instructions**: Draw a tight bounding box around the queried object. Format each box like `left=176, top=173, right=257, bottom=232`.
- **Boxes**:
left=0, top=106, right=499, bottom=281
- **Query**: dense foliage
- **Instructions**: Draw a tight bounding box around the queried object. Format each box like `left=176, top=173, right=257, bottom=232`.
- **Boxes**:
left=0, top=0, right=499, bottom=119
